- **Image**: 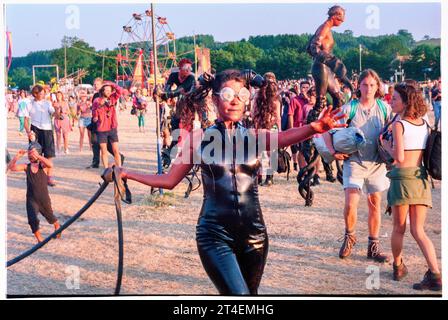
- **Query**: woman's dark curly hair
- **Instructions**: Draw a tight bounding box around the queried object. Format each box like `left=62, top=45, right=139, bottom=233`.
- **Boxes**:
left=394, top=81, right=427, bottom=119
left=252, top=72, right=279, bottom=130
left=180, top=69, right=246, bottom=130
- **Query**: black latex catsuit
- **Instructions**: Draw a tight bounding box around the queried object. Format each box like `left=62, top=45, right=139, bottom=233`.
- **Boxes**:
left=195, top=120, right=268, bottom=295
left=306, top=32, right=353, bottom=110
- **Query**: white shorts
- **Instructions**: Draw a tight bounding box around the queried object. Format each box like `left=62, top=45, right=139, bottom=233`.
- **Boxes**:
left=343, top=160, right=389, bottom=194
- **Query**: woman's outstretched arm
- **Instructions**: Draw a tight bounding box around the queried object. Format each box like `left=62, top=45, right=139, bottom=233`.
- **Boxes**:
left=123, top=162, right=194, bottom=190
left=120, top=130, right=201, bottom=189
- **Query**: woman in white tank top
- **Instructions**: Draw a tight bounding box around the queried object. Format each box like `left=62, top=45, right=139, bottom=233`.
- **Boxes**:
left=382, top=82, right=441, bottom=291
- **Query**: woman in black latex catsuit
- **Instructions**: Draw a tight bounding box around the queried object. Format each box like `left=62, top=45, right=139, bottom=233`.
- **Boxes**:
left=106, top=69, right=346, bottom=295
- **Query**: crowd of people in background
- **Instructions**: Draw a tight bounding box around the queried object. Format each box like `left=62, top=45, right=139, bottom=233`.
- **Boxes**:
left=5, top=66, right=442, bottom=292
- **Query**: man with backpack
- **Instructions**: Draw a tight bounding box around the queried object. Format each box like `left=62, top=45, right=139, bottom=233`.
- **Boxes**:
left=324, top=69, right=392, bottom=263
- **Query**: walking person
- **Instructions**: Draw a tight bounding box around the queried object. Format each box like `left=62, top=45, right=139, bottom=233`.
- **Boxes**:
left=17, top=89, right=30, bottom=136
left=68, top=95, right=78, bottom=128
left=381, top=82, right=442, bottom=291
left=324, top=69, right=392, bottom=262
left=133, top=88, right=148, bottom=133
left=252, top=72, right=282, bottom=186
left=87, top=78, right=125, bottom=168
left=53, top=91, right=71, bottom=154
left=431, top=80, right=441, bottom=127
left=77, top=90, right=92, bottom=152
left=288, top=81, right=310, bottom=172
left=7, top=142, right=61, bottom=243
left=92, top=82, right=123, bottom=169
left=103, top=69, right=346, bottom=294
left=24, top=85, right=59, bottom=186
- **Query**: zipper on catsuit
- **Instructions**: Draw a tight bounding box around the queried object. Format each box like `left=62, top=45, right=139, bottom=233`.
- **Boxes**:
left=230, top=129, right=240, bottom=219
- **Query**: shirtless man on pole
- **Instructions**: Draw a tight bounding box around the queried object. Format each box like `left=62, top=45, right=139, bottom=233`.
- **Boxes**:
left=306, top=5, right=353, bottom=111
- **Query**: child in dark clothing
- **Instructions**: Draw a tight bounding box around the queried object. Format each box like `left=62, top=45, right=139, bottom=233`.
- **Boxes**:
left=8, top=139, right=61, bottom=243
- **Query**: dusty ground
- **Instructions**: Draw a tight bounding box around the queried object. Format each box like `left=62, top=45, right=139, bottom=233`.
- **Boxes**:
left=6, top=107, right=441, bottom=296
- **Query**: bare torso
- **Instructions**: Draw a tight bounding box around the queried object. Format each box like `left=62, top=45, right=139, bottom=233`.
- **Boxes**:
left=311, top=21, right=335, bottom=55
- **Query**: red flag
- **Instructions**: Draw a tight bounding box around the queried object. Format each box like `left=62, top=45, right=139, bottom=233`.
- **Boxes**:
left=132, top=49, right=145, bottom=88
left=6, top=31, right=12, bottom=72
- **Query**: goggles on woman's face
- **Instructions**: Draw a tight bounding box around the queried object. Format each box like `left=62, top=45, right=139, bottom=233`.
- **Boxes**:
left=214, top=86, right=251, bottom=103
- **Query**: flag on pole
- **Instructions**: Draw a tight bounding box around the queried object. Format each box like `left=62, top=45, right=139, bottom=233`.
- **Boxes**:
left=6, top=31, right=12, bottom=72
left=195, top=47, right=211, bottom=75
left=132, top=49, right=145, bottom=88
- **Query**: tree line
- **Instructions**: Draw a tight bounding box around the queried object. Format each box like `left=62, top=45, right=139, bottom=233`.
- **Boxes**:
left=7, top=29, right=440, bottom=89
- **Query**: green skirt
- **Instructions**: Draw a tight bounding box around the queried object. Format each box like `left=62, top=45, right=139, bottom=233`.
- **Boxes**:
left=386, top=166, right=432, bottom=208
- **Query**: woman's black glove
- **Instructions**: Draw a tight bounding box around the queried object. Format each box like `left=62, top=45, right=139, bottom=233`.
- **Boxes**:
left=241, top=69, right=265, bottom=88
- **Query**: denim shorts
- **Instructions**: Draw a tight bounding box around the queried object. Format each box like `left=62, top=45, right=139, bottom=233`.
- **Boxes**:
left=78, top=116, right=92, bottom=128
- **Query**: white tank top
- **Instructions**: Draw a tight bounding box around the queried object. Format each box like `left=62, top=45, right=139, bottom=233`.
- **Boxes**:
left=398, top=119, right=429, bottom=150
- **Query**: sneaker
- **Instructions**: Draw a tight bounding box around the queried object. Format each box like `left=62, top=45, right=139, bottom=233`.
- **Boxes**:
left=413, top=269, right=442, bottom=291
left=326, top=174, right=336, bottom=183
left=86, top=164, right=100, bottom=169
left=64, top=149, right=69, bottom=154
left=339, top=232, right=357, bottom=259
left=393, top=259, right=408, bottom=281
left=367, top=239, right=390, bottom=263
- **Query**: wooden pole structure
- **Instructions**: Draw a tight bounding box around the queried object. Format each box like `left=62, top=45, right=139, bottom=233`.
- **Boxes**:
left=359, top=44, right=362, bottom=74
left=102, top=54, right=105, bottom=79
left=151, top=3, right=163, bottom=194
left=64, top=42, right=67, bottom=79
left=193, top=32, right=197, bottom=78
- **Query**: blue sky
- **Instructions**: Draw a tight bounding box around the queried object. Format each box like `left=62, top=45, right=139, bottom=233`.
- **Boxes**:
left=5, top=2, right=441, bottom=57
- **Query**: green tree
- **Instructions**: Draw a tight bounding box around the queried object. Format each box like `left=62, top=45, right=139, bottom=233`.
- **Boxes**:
left=374, top=36, right=410, bottom=59
left=210, top=49, right=234, bottom=72
left=52, top=36, right=97, bottom=78
left=9, top=67, right=33, bottom=89
left=222, top=42, right=263, bottom=70
left=404, top=45, right=440, bottom=80
left=10, top=67, right=33, bottom=89
left=397, top=29, right=415, bottom=48
left=257, top=49, right=311, bottom=79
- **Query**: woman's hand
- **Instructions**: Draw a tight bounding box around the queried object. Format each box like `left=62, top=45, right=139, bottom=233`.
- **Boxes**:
left=310, top=106, right=347, bottom=133
left=333, top=152, right=350, bottom=160
left=379, top=133, right=393, bottom=155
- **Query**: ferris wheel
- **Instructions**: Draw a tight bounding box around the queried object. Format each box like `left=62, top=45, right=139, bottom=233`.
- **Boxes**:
left=116, top=9, right=177, bottom=87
